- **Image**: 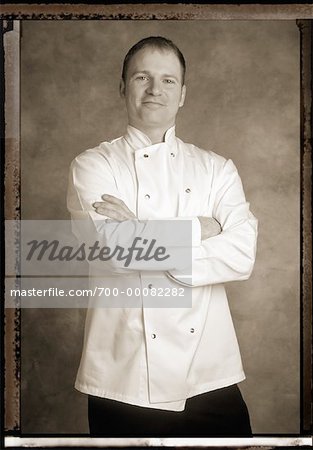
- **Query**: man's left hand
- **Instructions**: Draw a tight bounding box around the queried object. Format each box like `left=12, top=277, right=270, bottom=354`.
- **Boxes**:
left=93, top=194, right=136, bottom=222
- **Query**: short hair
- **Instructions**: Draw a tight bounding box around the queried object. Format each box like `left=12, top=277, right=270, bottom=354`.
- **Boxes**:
left=121, top=36, right=186, bottom=85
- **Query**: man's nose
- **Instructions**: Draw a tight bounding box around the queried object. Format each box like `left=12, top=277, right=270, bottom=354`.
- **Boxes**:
left=146, top=78, right=162, bottom=95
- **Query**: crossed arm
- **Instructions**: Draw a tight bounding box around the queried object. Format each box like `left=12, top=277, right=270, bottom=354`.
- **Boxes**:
left=93, top=194, right=222, bottom=240
left=68, top=154, right=257, bottom=286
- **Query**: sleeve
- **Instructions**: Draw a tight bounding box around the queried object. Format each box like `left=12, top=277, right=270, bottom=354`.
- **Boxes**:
left=67, top=150, right=201, bottom=274
left=166, top=158, right=258, bottom=287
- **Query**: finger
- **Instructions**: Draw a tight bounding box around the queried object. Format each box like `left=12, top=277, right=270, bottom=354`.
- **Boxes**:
left=101, top=194, right=126, bottom=206
left=95, top=204, right=134, bottom=221
left=93, top=202, right=135, bottom=219
left=94, top=199, right=136, bottom=218
left=93, top=201, right=126, bottom=213
left=95, top=207, right=127, bottom=221
left=100, top=195, right=131, bottom=213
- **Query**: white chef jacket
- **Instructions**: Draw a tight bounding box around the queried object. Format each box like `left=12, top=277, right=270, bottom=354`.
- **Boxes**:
left=67, top=125, right=258, bottom=411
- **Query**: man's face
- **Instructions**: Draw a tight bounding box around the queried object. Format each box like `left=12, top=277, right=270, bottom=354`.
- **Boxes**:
left=120, top=47, right=186, bottom=133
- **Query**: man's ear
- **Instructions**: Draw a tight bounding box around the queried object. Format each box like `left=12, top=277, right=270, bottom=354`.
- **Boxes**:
left=179, top=85, right=186, bottom=108
left=119, top=79, right=126, bottom=98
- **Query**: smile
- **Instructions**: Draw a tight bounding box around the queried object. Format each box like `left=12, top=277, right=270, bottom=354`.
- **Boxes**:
left=142, top=102, right=165, bottom=107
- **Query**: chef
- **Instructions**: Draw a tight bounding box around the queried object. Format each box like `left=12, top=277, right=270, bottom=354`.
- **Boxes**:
left=67, top=36, right=258, bottom=437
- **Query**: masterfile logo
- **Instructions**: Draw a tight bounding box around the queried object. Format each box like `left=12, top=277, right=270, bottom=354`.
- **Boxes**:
left=26, top=237, right=170, bottom=267
left=5, top=219, right=193, bottom=309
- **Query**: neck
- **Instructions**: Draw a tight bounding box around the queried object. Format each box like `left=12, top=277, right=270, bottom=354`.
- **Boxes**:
left=129, top=122, right=174, bottom=144
left=145, top=128, right=166, bottom=144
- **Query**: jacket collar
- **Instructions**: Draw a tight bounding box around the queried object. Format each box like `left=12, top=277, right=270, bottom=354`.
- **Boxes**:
left=124, top=125, right=176, bottom=151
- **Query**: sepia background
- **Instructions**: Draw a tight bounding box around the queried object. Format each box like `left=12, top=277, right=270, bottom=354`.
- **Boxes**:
left=21, top=20, right=300, bottom=434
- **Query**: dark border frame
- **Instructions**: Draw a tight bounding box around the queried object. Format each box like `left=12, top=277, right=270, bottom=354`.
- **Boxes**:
left=1, top=5, right=312, bottom=448
left=298, top=18, right=312, bottom=437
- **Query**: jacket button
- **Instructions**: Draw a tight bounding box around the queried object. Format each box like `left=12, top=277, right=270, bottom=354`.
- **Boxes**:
left=185, top=188, right=191, bottom=193
left=170, top=152, right=175, bottom=157
left=148, top=284, right=153, bottom=289
left=190, top=328, right=195, bottom=333
left=145, top=194, right=150, bottom=199
left=144, top=154, right=149, bottom=158
left=151, top=333, right=156, bottom=339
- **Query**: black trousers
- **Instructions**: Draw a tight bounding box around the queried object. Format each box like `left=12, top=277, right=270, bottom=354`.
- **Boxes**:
left=88, top=384, right=252, bottom=437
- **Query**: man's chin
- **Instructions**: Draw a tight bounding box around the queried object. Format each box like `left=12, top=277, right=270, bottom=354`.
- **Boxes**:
left=129, top=113, right=175, bottom=131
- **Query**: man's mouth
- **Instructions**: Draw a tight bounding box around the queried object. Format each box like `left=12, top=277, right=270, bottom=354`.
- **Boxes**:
left=142, top=101, right=165, bottom=107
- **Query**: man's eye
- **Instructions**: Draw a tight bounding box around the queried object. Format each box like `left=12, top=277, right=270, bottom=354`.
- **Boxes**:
left=164, top=79, right=175, bottom=84
left=136, top=75, right=149, bottom=81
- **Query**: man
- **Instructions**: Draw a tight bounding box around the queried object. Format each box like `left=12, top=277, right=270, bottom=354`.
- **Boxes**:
left=67, top=36, right=258, bottom=437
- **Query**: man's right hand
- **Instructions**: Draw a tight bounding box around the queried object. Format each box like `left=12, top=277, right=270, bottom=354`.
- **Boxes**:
left=198, top=217, right=222, bottom=241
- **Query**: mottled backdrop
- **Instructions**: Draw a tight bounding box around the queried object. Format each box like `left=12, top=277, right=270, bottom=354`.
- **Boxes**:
left=20, top=20, right=300, bottom=434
